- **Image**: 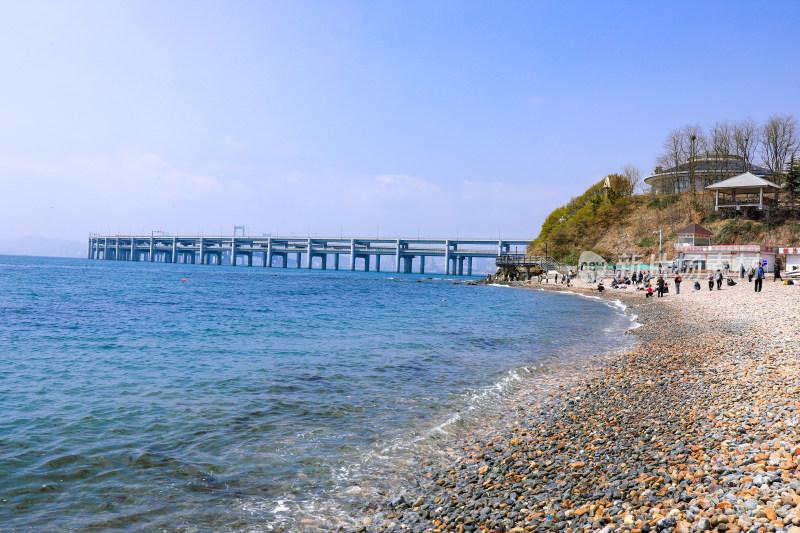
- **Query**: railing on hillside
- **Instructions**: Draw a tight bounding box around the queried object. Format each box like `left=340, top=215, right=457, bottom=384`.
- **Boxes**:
left=495, top=254, right=571, bottom=272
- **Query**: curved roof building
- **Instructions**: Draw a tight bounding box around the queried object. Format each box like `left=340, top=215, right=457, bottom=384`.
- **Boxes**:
left=644, top=155, right=773, bottom=194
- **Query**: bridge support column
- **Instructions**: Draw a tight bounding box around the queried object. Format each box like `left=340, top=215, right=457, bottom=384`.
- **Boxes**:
left=363, top=255, right=370, bottom=272
left=458, top=257, right=464, bottom=276
left=525, top=266, right=531, bottom=281
left=149, top=237, right=153, bottom=262
left=420, top=256, right=425, bottom=274
left=350, top=240, right=356, bottom=271
left=374, top=255, right=380, bottom=272
left=115, top=239, right=120, bottom=260
left=468, top=257, right=473, bottom=276
left=307, top=240, right=313, bottom=269
left=246, top=253, right=252, bottom=267
left=395, top=239, right=401, bottom=273
left=266, top=238, right=273, bottom=267
left=321, top=255, right=327, bottom=270
left=231, top=238, right=237, bottom=266
left=199, top=238, right=205, bottom=265
left=444, top=240, right=450, bottom=275
left=296, top=253, right=301, bottom=268
left=334, top=254, right=340, bottom=270
left=172, top=238, right=177, bottom=263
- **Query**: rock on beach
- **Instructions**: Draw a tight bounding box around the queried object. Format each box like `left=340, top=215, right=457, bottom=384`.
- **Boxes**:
left=356, top=278, right=800, bottom=533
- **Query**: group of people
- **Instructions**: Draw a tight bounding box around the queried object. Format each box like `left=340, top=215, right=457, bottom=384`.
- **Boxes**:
left=594, top=261, right=782, bottom=296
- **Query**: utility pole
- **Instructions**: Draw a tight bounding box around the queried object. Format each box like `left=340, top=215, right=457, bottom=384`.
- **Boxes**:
left=689, top=135, right=697, bottom=197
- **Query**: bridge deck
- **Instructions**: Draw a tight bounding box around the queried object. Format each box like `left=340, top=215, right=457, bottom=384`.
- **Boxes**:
left=88, top=235, right=531, bottom=276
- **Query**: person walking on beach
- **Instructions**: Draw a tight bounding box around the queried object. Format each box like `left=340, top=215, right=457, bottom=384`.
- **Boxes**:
left=656, top=275, right=665, bottom=297
left=775, top=259, right=783, bottom=282
left=707, top=271, right=714, bottom=291
left=674, top=273, right=682, bottom=295
left=755, top=265, right=764, bottom=292
left=715, top=269, right=723, bottom=290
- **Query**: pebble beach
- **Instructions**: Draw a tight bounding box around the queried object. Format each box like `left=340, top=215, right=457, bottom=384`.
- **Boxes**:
left=358, top=277, right=800, bottom=533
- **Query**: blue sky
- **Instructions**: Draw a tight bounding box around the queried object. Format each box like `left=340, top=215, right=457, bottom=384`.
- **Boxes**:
left=2, top=1, right=799, bottom=242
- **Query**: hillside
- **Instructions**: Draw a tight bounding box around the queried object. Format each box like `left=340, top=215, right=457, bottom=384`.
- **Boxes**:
left=528, top=181, right=800, bottom=264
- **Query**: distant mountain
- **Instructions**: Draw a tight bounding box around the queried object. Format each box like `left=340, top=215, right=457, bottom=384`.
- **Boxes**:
left=0, top=236, right=86, bottom=258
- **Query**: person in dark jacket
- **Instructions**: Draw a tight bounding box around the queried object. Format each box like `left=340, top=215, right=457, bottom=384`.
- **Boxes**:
left=674, top=274, right=682, bottom=295
left=755, top=265, right=764, bottom=292
left=715, top=269, right=723, bottom=290
left=657, top=276, right=666, bottom=297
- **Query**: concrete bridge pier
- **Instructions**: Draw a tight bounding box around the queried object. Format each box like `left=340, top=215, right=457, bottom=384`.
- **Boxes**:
left=295, top=253, right=301, bottom=268
left=231, top=238, right=238, bottom=266
left=334, top=254, right=340, bottom=270
left=350, top=239, right=356, bottom=271
left=374, top=256, right=380, bottom=272
left=420, top=256, right=425, bottom=274
left=444, top=240, right=451, bottom=275
left=395, top=239, right=402, bottom=273
left=468, top=257, right=473, bottom=276
left=266, top=238, right=273, bottom=267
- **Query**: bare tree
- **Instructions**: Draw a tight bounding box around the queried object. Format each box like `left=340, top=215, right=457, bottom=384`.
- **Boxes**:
left=681, top=124, right=707, bottom=194
left=710, top=120, right=734, bottom=179
left=657, top=128, right=685, bottom=193
left=622, top=164, right=643, bottom=195
left=761, top=114, right=799, bottom=184
left=733, top=118, right=760, bottom=171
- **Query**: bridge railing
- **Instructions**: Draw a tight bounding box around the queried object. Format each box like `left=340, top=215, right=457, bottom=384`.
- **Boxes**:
left=495, top=254, right=571, bottom=272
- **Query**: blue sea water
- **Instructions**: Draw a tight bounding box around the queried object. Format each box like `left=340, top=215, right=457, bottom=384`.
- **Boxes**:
left=0, top=255, right=634, bottom=531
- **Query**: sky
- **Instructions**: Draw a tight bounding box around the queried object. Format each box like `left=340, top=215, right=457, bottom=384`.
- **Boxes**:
left=2, top=1, right=800, bottom=243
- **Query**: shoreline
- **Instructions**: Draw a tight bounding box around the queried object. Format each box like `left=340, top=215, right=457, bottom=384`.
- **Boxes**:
left=359, top=278, right=800, bottom=532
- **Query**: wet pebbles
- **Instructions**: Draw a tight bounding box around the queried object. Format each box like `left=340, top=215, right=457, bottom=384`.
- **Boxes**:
left=355, top=280, right=800, bottom=533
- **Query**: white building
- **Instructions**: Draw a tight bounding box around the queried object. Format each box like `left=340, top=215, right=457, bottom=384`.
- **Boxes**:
left=676, top=244, right=777, bottom=273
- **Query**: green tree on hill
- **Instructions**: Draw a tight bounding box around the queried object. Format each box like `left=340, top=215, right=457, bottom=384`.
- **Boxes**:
left=785, top=155, right=800, bottom=217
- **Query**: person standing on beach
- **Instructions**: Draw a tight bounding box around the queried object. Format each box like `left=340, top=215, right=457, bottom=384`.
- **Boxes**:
left=708, top=271, right=714, bottom=291
left=775, top=259, right=783, bottom=282
left=674, top=273, right=682, bottom=295
left=755, top=265, right=764, bottom=292
left=656, top=275, right=665, bottom=297
left=748, top=267, right=755, bottom=282
left=715, top=269, right=723, bottom=290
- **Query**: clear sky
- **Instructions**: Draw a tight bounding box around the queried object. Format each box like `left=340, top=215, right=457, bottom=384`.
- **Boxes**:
left=2, top=1, right=799, bottom=242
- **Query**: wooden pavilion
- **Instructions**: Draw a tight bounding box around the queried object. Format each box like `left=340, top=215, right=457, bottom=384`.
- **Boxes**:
left=705, top=172, right=781, bottom=214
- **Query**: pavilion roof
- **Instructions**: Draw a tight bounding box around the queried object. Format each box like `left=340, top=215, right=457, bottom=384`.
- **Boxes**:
left=704, top=172, right=781, bottom=190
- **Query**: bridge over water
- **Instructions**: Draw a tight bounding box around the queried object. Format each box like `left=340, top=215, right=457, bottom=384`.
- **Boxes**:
left=87, top=235, right=531, bottom=276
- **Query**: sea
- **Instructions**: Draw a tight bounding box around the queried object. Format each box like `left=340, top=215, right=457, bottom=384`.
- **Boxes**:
left=0, top=255, right=637, bottom=531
